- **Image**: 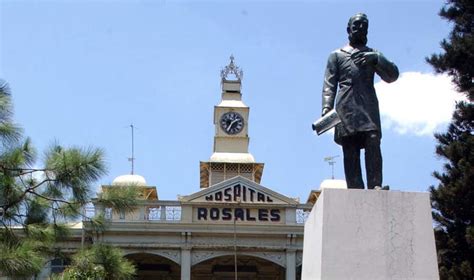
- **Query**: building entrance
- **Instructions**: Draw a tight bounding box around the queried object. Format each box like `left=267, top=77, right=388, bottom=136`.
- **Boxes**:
left=192, top=254, right=285, bottom=280
left=125, top=253, right=180, bottom=280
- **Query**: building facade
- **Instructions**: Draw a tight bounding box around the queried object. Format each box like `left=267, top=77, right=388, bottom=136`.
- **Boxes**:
left=44, top=57, right=316, bottom=280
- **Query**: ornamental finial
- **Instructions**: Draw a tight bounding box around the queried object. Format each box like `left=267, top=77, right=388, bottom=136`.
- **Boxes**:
left=220, top=55, right=243, bottom=81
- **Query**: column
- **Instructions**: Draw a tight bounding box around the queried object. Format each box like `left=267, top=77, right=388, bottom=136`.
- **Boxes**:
left=285, top=208, right=296, bottom=225
left=139, top=205, right=145, bottom=220
left=286, top=249, right=296, bottom=280
left=161, top=205, right=167, bottom=221
left=181, top=248, right=191, bottom=280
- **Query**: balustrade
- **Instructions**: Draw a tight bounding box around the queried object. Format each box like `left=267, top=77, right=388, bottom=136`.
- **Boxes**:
left=84, top=202, right=312, bottom=224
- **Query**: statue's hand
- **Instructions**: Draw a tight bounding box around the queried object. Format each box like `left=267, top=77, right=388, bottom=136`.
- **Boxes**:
left=352, top=51, right=379, bottom=67
left=322, top=107, right=331, bottom=116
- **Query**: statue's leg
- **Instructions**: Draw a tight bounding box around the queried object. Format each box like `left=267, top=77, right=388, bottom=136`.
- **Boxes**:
left=364, top=131, right=382, bottom=189
left=342, top=139, right=364, bottom=189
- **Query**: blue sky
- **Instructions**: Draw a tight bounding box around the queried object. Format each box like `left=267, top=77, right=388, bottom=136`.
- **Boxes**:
left=0, top=0, right=462, bottom=201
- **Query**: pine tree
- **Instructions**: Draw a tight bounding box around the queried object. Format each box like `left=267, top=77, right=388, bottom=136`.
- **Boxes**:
left=0, top=81, right=137, bottom=278
left=426, top=0, right=474, bottom=100
left=59, top=244, right=135, bottom=280
left=427, top=1, right=474, bottom=279
left=430, top=102, right=474, bottom=279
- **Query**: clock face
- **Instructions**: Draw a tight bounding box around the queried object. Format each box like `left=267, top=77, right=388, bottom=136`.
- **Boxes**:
left=220, top=112, right=244, bottom=135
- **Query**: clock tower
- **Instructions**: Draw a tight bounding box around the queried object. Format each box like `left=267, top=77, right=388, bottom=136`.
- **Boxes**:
left=200, top=56, right=264, bottom=188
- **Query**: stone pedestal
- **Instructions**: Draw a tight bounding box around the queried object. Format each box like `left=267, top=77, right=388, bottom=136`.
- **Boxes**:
left=302, top=188, right=439, bottom=280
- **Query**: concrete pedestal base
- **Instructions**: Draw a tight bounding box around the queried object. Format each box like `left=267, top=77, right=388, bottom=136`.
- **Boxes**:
left=302, top=189, right=439, bottom=280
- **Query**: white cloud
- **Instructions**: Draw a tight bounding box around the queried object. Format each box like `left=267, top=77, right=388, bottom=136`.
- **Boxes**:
left=375, top=72, right=465, bottom=136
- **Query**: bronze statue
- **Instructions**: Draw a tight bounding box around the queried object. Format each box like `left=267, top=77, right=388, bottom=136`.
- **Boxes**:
left=321, top=13, right=399, bottom=190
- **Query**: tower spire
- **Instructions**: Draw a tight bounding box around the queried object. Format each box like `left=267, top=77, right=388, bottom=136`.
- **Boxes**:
left=199, top=56, right=264, bottom=188
left=220, top=55, right=243, bottom=81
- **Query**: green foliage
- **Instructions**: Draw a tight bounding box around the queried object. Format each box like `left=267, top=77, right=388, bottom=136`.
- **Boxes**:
left=0, top=81, right=105, bottom=277
left=0, top=81, right=21, bottom=144
left=61, top=244, right=135, bottom=280
left=0, top=237, right=45, bottom=277
left=430, top=102, right=474, bottom=280
left=0, top=80, right=140, bottom=278
left=428, top=1, right=474, bottom=279
left=97, top=185, right=140, bottom=212
left=87, top=213, right=108, bottom=234
left=426, top=0, right=474, bottom=100
left=24, top=197, right=50, bottom=225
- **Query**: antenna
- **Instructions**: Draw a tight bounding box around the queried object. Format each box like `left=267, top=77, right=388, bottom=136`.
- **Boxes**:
left=128, top=124, right=135, bottom=175
left=324, top=155, right=339, bottom=179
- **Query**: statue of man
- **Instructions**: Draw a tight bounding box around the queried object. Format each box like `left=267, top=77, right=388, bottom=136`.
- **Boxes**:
left=321, top=13, right=399, bottom=189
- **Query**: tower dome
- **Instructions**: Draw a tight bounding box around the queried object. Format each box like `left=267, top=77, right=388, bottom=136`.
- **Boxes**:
left=112, top=174, right=147, bottom=187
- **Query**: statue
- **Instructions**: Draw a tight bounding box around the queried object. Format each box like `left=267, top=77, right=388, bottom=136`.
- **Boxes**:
left=320, top=13, right=399, bottom=190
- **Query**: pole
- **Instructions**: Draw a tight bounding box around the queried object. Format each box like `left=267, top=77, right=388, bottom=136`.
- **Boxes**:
left=234, top=214, right=237, bottom=280
left=324, top=155, right=339, bottom=179
left=233, top=198, right=241, bottom=280
left=331, top=161, right=335, bottom=179
left=130, top=124, right=135, bottom=174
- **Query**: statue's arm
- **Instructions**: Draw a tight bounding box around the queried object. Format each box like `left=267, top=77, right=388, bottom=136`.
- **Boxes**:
left=374, top=53, right=399, bottom=83
left=322, top=52, right=338, bottom=116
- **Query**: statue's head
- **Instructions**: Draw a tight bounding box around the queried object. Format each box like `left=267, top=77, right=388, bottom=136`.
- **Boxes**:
left=347, top=13, right=369, bottom=46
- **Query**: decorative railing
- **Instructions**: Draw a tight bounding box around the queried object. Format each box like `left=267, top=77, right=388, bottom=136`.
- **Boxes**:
left=83, top=201, right=313, bottom=224
left=296, top=208, right=311, bottom=224
left=83, top=204, right=96, bottom=219
left=145, top=205, right=182, bottom=221
left=83, top=201, right=183, bottom=222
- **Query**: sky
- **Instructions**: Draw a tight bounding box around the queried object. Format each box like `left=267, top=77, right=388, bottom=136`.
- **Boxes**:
left=0, top=0, right=464, bottom=201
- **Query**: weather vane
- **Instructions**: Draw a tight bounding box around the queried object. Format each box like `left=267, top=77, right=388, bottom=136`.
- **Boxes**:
left=324, top=155, right=339, bottom=179
left=220, top=55, right=243, bottom=81
left=128, top=124, right=135, bottom=175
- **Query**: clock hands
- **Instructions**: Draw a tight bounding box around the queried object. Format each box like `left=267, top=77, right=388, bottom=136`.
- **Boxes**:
left=220, top=112, right=244, bottom=135
left=227, top=118, right=240, bottom=132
